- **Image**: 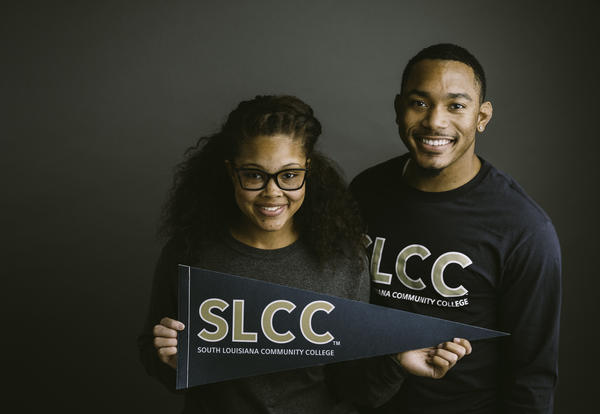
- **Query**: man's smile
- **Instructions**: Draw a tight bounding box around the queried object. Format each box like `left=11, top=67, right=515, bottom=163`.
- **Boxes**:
left=413, top=134, right=457, bottom=151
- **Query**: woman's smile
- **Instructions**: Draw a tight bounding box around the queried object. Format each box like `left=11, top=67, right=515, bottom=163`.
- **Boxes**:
left=255, top=203, right=287, bottom=216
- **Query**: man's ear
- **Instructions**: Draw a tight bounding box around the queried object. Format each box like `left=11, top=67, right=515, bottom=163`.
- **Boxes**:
left=477, top=101, right=493, bottom=132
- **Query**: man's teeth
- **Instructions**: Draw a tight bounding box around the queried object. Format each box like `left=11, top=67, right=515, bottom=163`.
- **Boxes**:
left=420, top=138, right=451, bottom=146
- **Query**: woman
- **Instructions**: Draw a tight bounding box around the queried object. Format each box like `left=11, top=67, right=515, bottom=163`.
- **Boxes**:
left=138, top=95, right=470, bottom=413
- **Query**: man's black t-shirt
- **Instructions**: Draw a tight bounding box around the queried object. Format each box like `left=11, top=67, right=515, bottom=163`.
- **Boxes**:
left=350, top=154, right=561, bottom=414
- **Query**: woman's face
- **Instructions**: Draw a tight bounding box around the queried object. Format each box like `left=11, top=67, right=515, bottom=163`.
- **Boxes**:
left=228, top=134, right=307, bottom=246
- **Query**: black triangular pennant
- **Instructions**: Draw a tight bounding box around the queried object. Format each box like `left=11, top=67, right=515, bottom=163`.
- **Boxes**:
left=176, top=265, right=507, bottom=389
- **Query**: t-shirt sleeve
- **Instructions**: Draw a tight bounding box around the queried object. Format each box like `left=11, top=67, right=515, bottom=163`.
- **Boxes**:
left=137, top=239, right=183, bottom=393
left=498, top=220, right=561, bottom=413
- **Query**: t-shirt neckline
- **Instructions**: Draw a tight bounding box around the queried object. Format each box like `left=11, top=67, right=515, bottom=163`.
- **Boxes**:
left=398, top=154, right=491, bottom=202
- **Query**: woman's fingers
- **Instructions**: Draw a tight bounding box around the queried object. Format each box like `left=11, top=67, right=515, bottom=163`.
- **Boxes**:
left=424, top=338, right=474, bottom=379
left=429, top=348, right=459, bottom=366
left=452, top=338, right=472, bottom=355
left=430, top=354, right=452, bottom=368
left=436, top=338, right=472, bottom=359
left=152, top=317, right=183, bottom=368
left=157, top=346, right=178, bottom=358
left=153, top=318, right=185, bottom=339
left=153, top=324, right=177, bottom=338
left=437, top=342, right=465, bottom=359
left=157, top=346, right=178, bottom=366
left=154, top=336, right=178, bottom=349
left=160, top=317, right=185, bottom=331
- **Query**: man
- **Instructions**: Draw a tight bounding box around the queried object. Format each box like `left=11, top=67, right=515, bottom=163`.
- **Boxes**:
left=350, top=44, right=561, bottom=413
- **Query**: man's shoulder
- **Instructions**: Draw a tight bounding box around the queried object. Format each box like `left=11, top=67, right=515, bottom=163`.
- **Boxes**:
left=481, top=160, right=553, bottom=228
left=350, top=154, right=408, bottom=191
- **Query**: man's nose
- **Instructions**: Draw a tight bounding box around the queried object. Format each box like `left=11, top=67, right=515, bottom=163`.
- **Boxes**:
left=422, top=105, right=449, bottom=130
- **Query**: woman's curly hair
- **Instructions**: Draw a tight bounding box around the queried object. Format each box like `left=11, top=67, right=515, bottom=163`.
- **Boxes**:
left=159, top=95, right=366, bottom=266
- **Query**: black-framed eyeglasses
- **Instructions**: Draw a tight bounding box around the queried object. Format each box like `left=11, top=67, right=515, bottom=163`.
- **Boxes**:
left=233, top=166, right=308, bottom=191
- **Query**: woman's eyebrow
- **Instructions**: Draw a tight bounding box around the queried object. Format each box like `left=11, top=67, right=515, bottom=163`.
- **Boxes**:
left=238, top=162, right=304, bottom=169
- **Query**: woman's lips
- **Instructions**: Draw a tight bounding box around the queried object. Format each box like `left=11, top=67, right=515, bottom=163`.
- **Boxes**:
left=256, top=205, right=286, bottom=216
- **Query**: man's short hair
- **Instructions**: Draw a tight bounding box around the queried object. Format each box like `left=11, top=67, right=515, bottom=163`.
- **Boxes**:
left=401, top=43, right=487, bottom=101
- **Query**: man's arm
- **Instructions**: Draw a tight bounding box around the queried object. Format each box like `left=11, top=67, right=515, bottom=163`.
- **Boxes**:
left=499, top=220, right=561, bottom=413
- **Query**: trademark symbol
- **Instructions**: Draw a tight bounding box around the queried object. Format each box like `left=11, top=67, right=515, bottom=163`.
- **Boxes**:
left=333, top=340, right=341, bottom=346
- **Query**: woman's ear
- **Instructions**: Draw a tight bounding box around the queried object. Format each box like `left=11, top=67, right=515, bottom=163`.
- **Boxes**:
left=224, top=160, right=235, bottom=182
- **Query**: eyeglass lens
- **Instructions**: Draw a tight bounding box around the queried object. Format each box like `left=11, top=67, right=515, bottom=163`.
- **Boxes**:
left=238, top=169, right=306, bottom=190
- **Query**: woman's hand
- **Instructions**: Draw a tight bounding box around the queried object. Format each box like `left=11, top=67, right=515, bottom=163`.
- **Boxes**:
left=153, top=317, right=185, bottom=369
left=395, top=338, right=472, bottom=379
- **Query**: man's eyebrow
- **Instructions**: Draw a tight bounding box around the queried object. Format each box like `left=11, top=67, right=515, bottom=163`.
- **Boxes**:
left=405, top=90, right=473, bottom=102
left=405, top=89, right=430, bottom=98
left=447, top=92, right=473, bottom=101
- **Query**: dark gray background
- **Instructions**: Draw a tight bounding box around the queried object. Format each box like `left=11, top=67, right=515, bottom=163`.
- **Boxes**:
left=4, top=0, right=598, bottom=412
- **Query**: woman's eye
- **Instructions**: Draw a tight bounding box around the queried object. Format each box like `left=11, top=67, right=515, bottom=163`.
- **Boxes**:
left=281, top=172, right=298, bottom=179
left=243, top=172, right=264, bottom=180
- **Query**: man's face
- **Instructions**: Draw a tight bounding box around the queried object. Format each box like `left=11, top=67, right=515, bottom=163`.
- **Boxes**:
left=395, top=59, right=492, bottom=175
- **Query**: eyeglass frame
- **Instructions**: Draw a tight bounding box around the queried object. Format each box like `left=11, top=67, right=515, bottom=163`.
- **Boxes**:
left=231, top=165, right=309, bottom=191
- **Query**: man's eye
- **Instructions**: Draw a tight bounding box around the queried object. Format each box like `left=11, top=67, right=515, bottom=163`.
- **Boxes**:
left=449, top=103, right=466, bottom=110
left=410, top=100, right=427, bottom=108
